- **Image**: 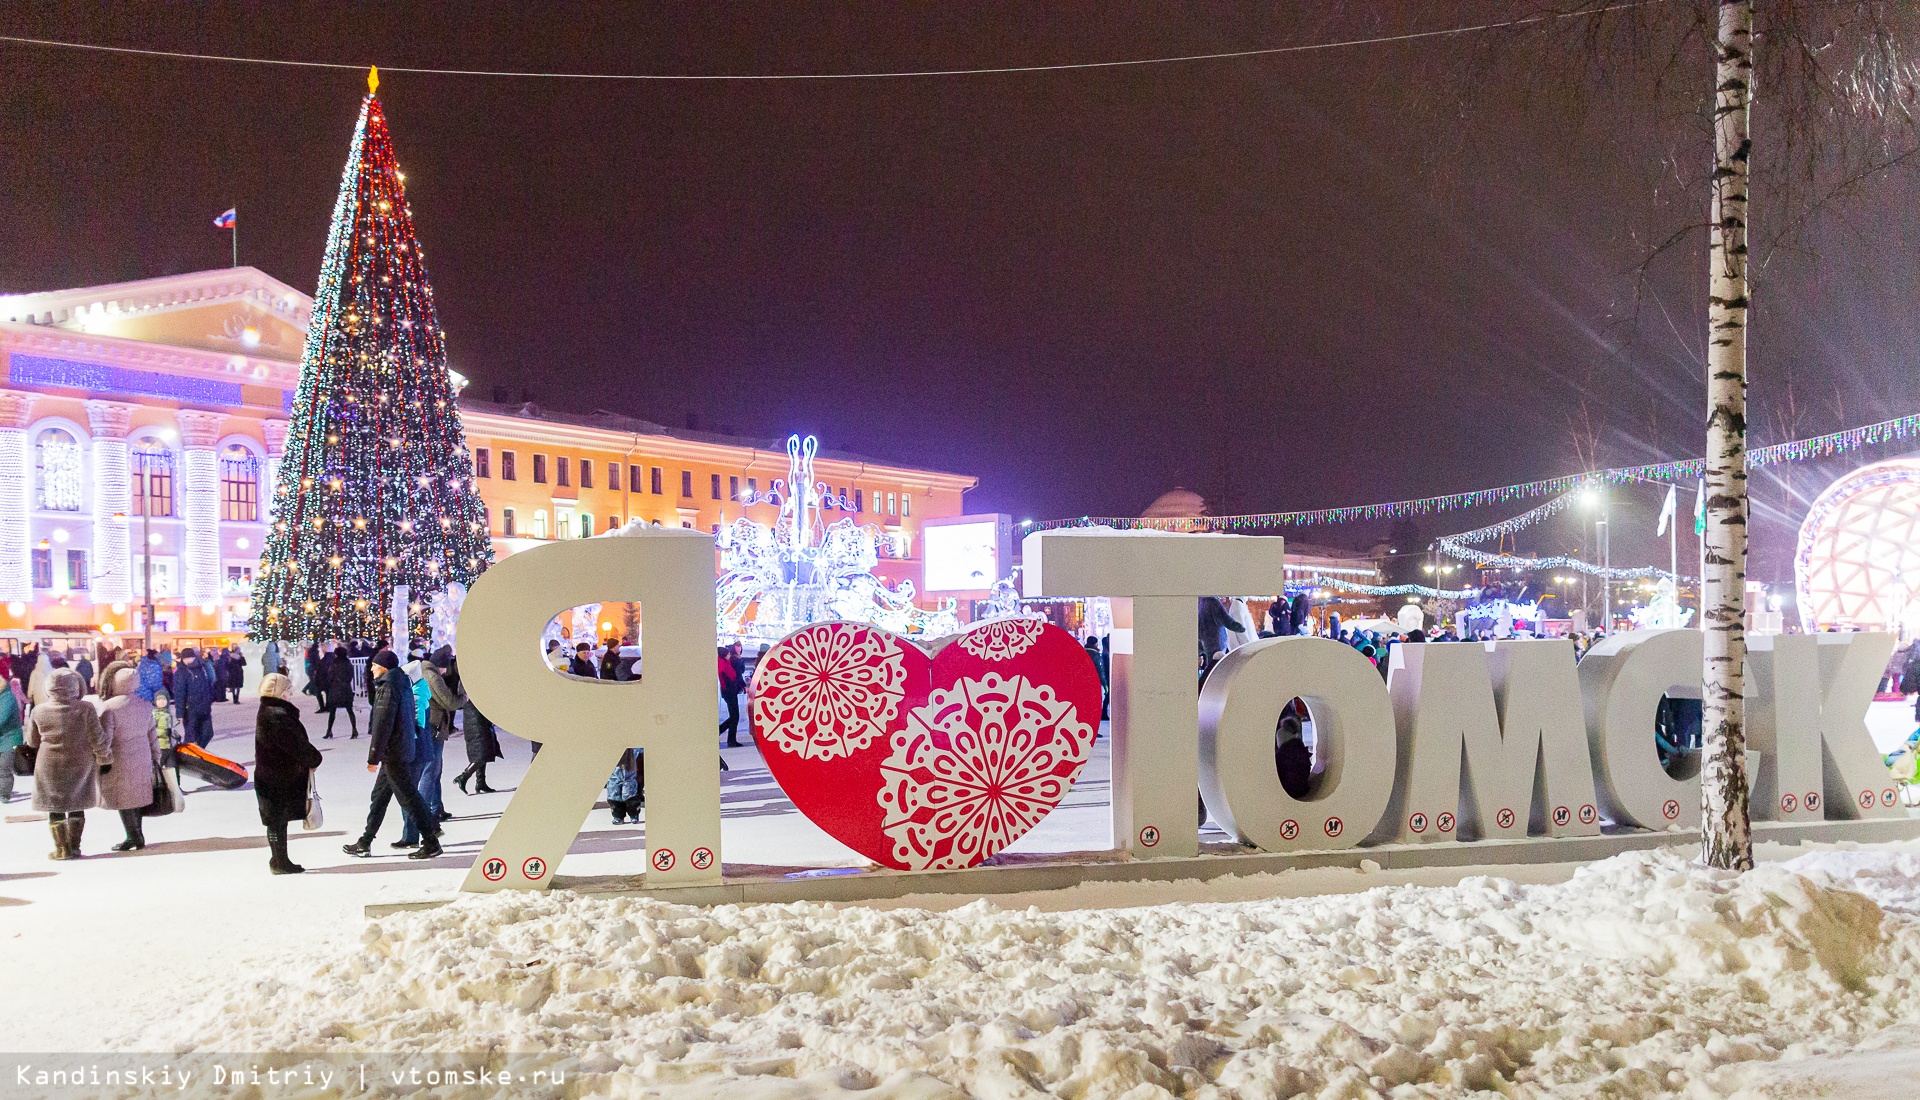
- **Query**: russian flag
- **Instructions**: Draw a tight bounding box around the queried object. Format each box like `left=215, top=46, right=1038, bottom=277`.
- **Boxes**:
left=213, top=208, right=237, bottom=229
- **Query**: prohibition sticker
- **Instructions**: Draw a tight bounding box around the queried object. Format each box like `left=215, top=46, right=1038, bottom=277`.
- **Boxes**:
left=1279, top=819, right=1300, bottom=841
left=1324, top=817, right=1344, bottom=838
left=481, top=858, right=507, bottom=882
left=1883, top=789, right=1899, bottom=808
left=1781, top=793, right=1798, bottom=813
left=1805, top=792, right=1821, bottom=811
left=1662, top=799, right=1680, bottom=821
left=1408, top=812, right=1428, bottom=834
left=690, top=846, right=714, bottom=870
left=651, top=848, right=676, bottom=872
left=1495, top=807, right=1516, bottom=830
left=1578, top=804, right=1598, bottom=825
left=1138, top=825, right=1161, bottom=848
left=1860, top=790, right=1876, bottom=809
left=1552, top=805, right=1571, bottom=827
left=520, top=856, right=546, bottom=881
left=1436, top=812, right=1456, bottom=833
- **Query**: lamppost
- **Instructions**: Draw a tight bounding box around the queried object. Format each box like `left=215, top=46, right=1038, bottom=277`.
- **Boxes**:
left=1585, top=483, right=1610, bottom=632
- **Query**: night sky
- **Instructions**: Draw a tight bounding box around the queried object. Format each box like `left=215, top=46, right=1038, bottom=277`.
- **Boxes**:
left=4, top=2, right=1917, bottom=588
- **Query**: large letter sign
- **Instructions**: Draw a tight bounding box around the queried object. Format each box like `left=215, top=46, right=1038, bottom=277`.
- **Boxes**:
left=457, top=529, right=720, bottom=891
left=1198, top=636, right=1396, bottom=850
left=1023, top=529, right=1288, bottom=858
left=1578, top=629, right=1702, bottom=830
left=445, top=520, right=1914, bottom=898
left=1383, top=639, right=1602, bottom=843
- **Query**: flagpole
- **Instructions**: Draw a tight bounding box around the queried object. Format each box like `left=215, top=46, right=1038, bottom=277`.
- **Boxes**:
left=232, top=206, right=238, bottom=268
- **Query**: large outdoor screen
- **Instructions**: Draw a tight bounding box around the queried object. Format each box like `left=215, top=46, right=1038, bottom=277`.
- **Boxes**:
left=923, top=518, right=1003, bottom=591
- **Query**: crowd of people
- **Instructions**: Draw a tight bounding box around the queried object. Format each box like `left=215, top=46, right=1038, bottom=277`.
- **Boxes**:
left=3, top=633, right=509, bottom=873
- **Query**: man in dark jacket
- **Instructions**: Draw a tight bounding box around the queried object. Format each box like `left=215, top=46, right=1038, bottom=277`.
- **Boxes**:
left=173, top=649, right=217, bottom=748
left=225, top=646, right=245, bottom=703
left=342, top=650, right=441, bottom=860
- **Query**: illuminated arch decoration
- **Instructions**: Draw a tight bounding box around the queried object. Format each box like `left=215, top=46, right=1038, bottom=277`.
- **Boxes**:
left=1795, top=458, right=1920, bottom=635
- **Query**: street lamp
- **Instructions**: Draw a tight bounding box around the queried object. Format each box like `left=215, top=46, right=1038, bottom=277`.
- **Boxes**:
left=1584, top=484, right=1611, bottom=631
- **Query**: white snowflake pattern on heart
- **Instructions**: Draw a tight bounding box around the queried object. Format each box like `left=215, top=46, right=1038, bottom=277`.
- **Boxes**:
left=753, top=623, right=909, bottom=760
left=876, top=672, right=1096, bottom=870
left=956, top=617, right=1046, bottom=662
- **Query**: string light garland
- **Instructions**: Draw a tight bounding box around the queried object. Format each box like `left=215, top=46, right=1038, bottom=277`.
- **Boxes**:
left=1024, top=412, right=1920, bottom=532
left=250, top=73, right=493, bottom=642
left=1305, top=578, right=1480, bottom=599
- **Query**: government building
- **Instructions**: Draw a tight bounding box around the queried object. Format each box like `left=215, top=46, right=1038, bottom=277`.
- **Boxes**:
left=0, top=267, right=977, bottom=643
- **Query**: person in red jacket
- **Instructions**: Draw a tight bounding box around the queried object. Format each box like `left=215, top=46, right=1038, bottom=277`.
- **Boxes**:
left=718, top=646, right=745, bottom=748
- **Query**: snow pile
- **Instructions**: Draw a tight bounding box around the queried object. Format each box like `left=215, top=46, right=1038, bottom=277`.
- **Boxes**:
left=1779, top=848, right=1920, bottom=917
left=125, top=849, right=1920, bottom=1099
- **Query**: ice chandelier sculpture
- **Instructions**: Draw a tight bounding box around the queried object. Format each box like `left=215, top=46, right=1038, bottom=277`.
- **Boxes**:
left=716, top=434, right=960, bottom=642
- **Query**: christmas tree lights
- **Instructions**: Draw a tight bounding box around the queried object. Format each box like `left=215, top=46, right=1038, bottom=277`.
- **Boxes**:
left=250, top=71, right=492, bottom=643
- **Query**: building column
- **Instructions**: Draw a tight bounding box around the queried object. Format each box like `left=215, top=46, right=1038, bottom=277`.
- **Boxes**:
left=261, top=417, right=288, bottom=522
left=176, top=410, right=225, bottom=607
left=85, top=400, right=136, bottom=605
left=0, top=391, right=35, bottom=604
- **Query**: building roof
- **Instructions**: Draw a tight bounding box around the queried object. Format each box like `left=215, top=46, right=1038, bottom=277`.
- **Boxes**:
left=1142, top=488, right=1208, bottom=518
left=459, top=397, right=977, bottom=488
left=0, top=267, right=313, bottom=337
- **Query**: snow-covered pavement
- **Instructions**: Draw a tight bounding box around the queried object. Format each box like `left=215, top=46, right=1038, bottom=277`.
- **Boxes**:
left=5, top=693, right=1920, bottom=1099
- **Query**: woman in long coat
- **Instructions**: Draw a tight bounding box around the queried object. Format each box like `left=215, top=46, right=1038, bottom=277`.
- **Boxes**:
left=96, top=667, right=159, bottom=851
left=27, top=669, right=108, bottom=859
left=453, top=662, right=502, bottom=795
left=254, top=673, right=322, bottom=874
left=321, top=649, right=358, bottom=738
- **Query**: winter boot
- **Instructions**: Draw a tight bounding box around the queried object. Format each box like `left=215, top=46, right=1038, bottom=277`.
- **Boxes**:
left=342, top=837, right=373, bottom=858
left=67, top=813, right=85, bottom=858
left=268, top=826, right=304, bottom=874
left=409, top=834, right=443, bottom=860
left=453, top=766, right=472, bottom=795
left=47, top=816, right=70, bottom=860
left=112, top=809, right=144, bottom=851
left=473, top=765, right=496, bottom=794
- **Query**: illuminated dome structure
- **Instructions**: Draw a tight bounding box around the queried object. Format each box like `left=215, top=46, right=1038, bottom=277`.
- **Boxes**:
left=1142, top=488, right=1208, bottom=518
left=1795, top=458, right=1920, bottom=636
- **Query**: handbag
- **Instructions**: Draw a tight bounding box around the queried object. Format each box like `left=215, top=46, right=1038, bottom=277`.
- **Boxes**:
left=302, top=772, right=323, bottom=831
left=11, top=741, right=32, bottom=777
left=142, top=762, right=184, bottom=817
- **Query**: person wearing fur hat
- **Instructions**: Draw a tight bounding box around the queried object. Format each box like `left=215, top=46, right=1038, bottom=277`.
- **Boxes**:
left=28, top=669, right=109, bottom=859
left=255, top=673, right=322, bottom=874
left=96, top=667, right=159, bottom=852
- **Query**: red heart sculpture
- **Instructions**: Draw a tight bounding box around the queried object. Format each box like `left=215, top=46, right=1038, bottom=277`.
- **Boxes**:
left=751, top=617, right=1103, bottom=870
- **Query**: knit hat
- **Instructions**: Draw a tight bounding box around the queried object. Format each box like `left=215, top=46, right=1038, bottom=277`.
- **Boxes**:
left=258, top=672, right=293, bottom=699
left=370, top=649, right=401, bottom=672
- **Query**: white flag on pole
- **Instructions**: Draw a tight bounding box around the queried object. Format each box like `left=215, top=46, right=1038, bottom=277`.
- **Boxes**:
left=1656, top=483, right=1677, bottom=536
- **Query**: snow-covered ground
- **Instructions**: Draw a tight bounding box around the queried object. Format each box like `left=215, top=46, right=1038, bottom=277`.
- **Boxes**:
left=4, top=694, right=1920, bottom=1099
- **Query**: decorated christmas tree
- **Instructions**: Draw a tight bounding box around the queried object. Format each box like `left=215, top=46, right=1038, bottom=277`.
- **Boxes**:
left=251, top=68, right=492, bottom=643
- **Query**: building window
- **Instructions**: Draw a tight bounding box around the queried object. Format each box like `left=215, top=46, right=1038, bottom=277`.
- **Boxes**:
left=66, top=549, right=88, bottom=590
left=710, top=473, right=722, bottom=500
left=225, top=564, right=254, bottom=593
left=681, top=470, right=693, bottom=498
left=532, top=510, right=548, bottom=539
left=502, top=507, right=516, bottom=537
left=501, top=451, right=517, bottom=480
left=533, top=455, right=548, bottom=484
left=888, top=492, right=897, bottom=516
left=580, top=513, right=593, bottom=539
left=652, top=467, right=663, bottom=495
left=474, top=448, right=490, bottom=478
left=36, top=428, right=83, bottom=511
left=729, top=475, right=740, bottom=501
left=631, top=465, right=646, bottom=493
left=31, top=548, right=51, bottom=589
left=607, top=515, right=620, bottom=532
left=747, top=477, right=758, bottom=498
left=220, top=446, right=260, bottom=522
left=855, top=488, right=864, bottom=512
left=607, top=463, right=620, bottom=492
left=902, top=493, right=911, bottom=517
left=131, top=440, right=174, bottom=518
left=556, top=456, right=569, bottom=487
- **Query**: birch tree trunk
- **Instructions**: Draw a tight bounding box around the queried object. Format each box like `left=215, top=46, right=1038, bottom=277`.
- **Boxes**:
left=1701, top=0, right=1754, bottom=871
